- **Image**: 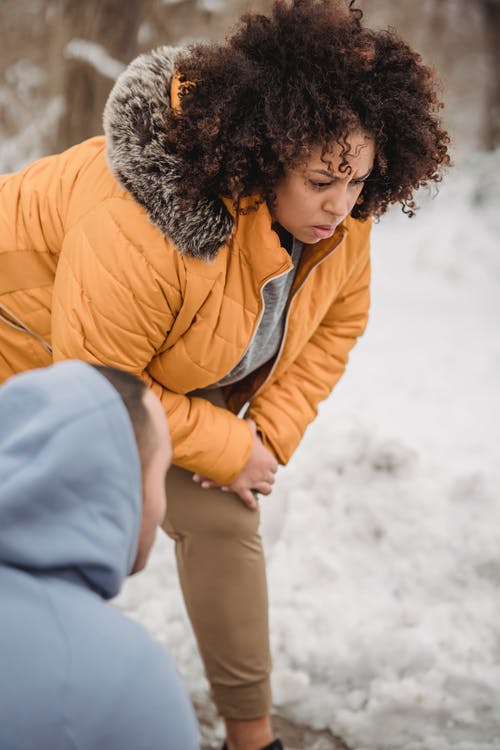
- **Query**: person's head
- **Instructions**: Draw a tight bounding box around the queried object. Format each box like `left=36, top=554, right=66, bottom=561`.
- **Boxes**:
left=92, top=366, right=171, bottom=574
left=166, top=0, right=450, bottom=230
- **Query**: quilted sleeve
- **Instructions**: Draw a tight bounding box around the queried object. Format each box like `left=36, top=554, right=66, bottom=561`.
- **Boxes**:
left=246, top=237, right=371, bottom=465
left=51, top=200, right=253, bottom=484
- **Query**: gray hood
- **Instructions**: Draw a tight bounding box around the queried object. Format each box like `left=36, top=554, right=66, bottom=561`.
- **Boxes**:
left=0, top=361, right=142, bottom=599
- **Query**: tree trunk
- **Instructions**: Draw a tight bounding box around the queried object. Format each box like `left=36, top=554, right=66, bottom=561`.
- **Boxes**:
left=482, top=0, right=500, bottom=149
left=56, top=0, right=154, bottom=150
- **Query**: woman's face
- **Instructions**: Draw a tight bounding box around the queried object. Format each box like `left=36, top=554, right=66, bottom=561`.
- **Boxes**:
left=271, top=132, right=375, bottom=243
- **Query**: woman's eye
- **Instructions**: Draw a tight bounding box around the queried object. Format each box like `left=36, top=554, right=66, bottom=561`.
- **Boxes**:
left=309, top=178, right=367, bottom=190
left=310, top=181, right=332, bottom=189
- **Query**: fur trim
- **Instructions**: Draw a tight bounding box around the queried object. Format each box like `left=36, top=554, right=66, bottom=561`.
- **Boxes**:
left=103, top=46, right=234, bottom=261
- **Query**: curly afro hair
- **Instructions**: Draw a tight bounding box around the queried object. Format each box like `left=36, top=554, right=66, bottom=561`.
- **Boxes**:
left=166, top=0, right=451, bottom=220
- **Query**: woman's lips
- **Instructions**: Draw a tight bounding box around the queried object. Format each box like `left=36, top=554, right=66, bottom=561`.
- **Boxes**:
left=311, top=225, right=335, bottom=240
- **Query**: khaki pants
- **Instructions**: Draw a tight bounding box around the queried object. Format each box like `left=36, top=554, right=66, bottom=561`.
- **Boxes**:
left=162, top=390, right=272, bottom=719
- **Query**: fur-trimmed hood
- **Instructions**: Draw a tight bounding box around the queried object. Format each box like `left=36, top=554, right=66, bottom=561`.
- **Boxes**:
left=103, top=46, right=234, bottom=261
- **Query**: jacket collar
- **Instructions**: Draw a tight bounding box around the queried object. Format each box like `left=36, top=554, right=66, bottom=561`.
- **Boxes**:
left=103, top=46, right=234, bottom=261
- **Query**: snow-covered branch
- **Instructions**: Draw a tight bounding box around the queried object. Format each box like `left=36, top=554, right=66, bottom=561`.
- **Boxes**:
left=64, top=39, right=126, bottom=81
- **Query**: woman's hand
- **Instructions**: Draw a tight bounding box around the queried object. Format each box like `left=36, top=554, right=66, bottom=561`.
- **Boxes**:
left=192, top=419, right=278, bottom=511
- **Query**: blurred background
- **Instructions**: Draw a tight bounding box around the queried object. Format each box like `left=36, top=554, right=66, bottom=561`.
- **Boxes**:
left=0, top=0, right=499, bottom=171
left=2, top=4, right=500, bottom=750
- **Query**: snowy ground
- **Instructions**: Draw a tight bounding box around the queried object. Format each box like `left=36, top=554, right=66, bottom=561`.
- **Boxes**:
left=115, top=151, right=500, bottom=750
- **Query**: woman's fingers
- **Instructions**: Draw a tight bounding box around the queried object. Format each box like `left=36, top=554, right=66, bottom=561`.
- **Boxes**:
left=236, top=488, right=259, bottom=511
left=192, top=474, right=220, bottom=490
left=252, top=481, right=273, bottom=496
left=193, top=469, right=274, bottom=508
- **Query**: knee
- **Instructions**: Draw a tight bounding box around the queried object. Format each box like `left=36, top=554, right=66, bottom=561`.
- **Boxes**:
left=197, top=488, right=261, bottom=543
left=165, top=467, right=261, bottom=543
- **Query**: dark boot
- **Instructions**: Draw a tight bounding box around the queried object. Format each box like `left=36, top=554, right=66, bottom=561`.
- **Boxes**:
left=222, top=740, right=284, bottom=750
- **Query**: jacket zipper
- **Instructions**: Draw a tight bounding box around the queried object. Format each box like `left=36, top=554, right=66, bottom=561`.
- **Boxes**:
left=221, top=262, right=292, bottom=383
left=0, top=303, right=53, bottom=355
left=251, top=232, right=346, bottom=400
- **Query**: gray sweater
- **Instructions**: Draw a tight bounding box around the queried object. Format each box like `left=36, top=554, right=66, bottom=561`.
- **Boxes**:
left=215, top=235, right=303, bottom=387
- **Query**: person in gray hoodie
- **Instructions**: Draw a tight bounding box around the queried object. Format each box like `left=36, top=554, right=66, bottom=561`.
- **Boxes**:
left=0, top=360, right=199, bottom=750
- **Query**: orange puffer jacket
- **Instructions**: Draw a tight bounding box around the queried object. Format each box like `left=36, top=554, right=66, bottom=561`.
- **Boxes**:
left=0, top=47, right=371, bottom=485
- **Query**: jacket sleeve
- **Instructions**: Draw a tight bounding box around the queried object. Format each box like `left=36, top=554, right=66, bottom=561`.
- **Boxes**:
left=51, top=200, right=253, bottom=484
left=246, top=244, right=371, bottom=465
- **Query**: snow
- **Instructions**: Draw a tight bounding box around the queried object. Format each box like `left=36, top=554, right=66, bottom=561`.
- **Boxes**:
left=115, top=151, right=500, bottom=750
left=0, top=94, right=65, bottom=173
left=137, top=21, right=156, bottom=48
left=0, top=59, right=65, bottom=173
left=159, top=0, right=227, bottom=9
left=63, top=40, right=125, bottom=81
left=196, top=0, right=229, bottom=11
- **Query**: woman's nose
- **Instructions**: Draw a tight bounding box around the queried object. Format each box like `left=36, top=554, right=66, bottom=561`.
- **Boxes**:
left=322, top=185, right=350, bottom=219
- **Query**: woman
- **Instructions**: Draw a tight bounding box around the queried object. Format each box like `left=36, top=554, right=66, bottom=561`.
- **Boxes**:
left=0, top=1, right=450, bottom=748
